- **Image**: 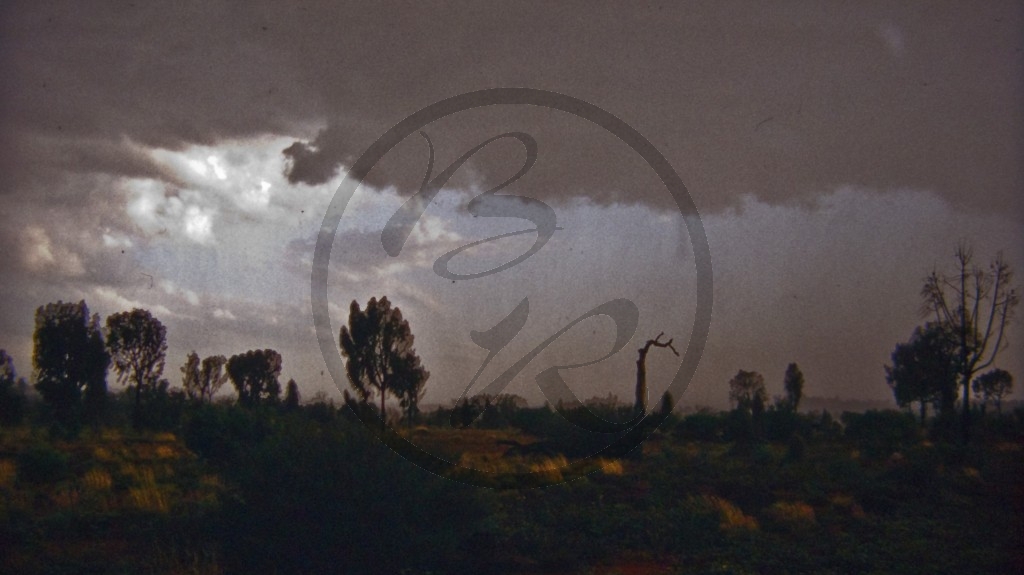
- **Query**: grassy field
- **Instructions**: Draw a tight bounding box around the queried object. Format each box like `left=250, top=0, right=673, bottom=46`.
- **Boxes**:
left=1, top=407, right=1022, bottom=574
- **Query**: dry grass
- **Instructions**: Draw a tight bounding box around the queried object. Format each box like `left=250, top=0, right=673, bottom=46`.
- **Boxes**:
left=83, top=467, right=112, bottom=491
left=828, top=492, right=866, bottom=518
left=687, top=494, right=759, bottom=532
left=0, top=459, right=15, bottom=487
left=765, top=501, right=816, bottom=527
left=594, top=457, right=625, bottom=476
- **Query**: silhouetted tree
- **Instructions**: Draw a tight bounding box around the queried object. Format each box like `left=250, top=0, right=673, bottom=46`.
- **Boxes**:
left=885, top=322, right=959, bottom=425
left=782, top=363, right=805, bottom=412
left=339, top=297, right=427, bottom=431
left=181, top=351, right=201, bottom=400
left=182, top=352, right=228, bottom=402
left=394, top=354, right=429, bottom=426
left=227, top=349, right=282, bottom=408
left=33, top=300, right=109, bottom=429
left=921, top=242, right=1019, bottom=440
left=106, top=309, right=168, bottom=429
left=728, top=370, right=767, bottom=413
left=972, top=368, right=1013, bottom=414
left=283, top=379, right=301, bottom=412
left=634, top=332, right=679, bottom=415
left=200, top=355, right=229, bottom=402
left=659, top=391, right=675, bottom=417
left=453, top=397, right=479, bottom=429
left=0, top=350, right=27, bottom=425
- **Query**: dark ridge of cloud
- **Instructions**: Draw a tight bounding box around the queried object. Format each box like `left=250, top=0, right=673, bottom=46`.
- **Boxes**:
left=282, top=134, right=343, bottom=186
left=1, top=1, right=1021, bottom=217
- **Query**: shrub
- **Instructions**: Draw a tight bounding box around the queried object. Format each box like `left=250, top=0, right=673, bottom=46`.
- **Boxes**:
left=841, top=410, right=919, bottom=458
left=16, top=445, right=69, bottom=484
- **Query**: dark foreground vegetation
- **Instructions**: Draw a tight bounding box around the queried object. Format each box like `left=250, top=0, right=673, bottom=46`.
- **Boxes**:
left=1, top=396, right=1023, bottom=575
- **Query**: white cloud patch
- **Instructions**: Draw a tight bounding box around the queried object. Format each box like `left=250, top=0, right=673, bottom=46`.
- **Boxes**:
left=241, top=180, right=272, bottom=211
left=21, top=225, right=85, bottom=277
left=183, top=205, right=214, bottom=243
left=125, top=179, right=216, bottom=244
left=93, top=286, right=173, bottom=317
left=213, top=308, right=237, bottom=320
left=159, top=280, right=200, bottom=306
left=207, top=155, right=227, bottom=180
left=102, top=231, right=133, bottom=249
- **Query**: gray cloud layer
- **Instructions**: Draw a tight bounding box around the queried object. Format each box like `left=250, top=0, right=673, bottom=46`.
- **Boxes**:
left=2, top=1, right=1021, bottom=215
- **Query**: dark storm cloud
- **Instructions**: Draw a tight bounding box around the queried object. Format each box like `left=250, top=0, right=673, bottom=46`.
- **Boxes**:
left=1, top=1, right=1020, bottom=216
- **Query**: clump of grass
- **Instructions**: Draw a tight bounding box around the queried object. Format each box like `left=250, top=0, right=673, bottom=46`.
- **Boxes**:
left=457, top=452, right=516, bottom=474
left=765, top=500, right=816, bottom=528
left=83, top=468, right=112, bottom=491
left=154, top=445, right=178, bottom=459
left=52, top=485, right=81, bottom=509
left=0, top=459, right=15, bottom=487
left=828, top=492, right=866, bottom=518
left=594, top=458, right=624, bottom=476
left=687, top=494, right=759, bottom=532
left=129, top=484, right=169, bottom=513
left=91, top=445, right=114, bottom=461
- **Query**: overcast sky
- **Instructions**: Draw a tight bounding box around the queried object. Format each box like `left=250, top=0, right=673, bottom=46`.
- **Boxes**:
left=1, top=1, right=1021, bottom=409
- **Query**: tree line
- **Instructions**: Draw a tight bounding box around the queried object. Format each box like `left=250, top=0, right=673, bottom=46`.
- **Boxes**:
left=0, top=242, right=1017, bottom=443
left=0, top=301, right=301, bottom=434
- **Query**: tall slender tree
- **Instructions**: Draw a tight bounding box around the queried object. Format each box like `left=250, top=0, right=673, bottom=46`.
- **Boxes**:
left=107, top=309, right=168, bottom=429
left=782, top=363, right=805, bottom=412
left=283, top=379, right=301, bottom=412
left=199, top=355, right=229, bottom=402
left=181, top=351, right=201, bottom=400
left=0, top=350, right=27, bottom=425
left=920, top=242, right=1018, bottom=440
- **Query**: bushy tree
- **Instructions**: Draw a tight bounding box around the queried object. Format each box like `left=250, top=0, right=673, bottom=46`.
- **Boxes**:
left=728, top=370, right=767, bottom=413
left=227, top=349, right=282, bottom=408
left=33, top=300, right=109, bottom=428
left=339, top=297, right=428, bottom=430
left=885, top=322, right=958, bottom=425
left=972, top=368, right=1013, bottom=414
left=106, top=309, right=168, bottom=429
left=921, top=242, right=1019, bottom=439
left=182, top=352, right=228, bottom=402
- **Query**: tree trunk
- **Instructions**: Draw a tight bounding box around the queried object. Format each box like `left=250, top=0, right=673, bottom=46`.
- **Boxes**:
left=635, top=349, right=648, bottom=415
left=133, top=380, right=142, bottom=430
left=961, top=373, right=971, bottom=442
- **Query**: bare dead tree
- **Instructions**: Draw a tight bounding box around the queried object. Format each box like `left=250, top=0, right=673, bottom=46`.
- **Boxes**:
left=635, top=332, right=679, bottom=415
left=921, top=242, right=1019, bottom=441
